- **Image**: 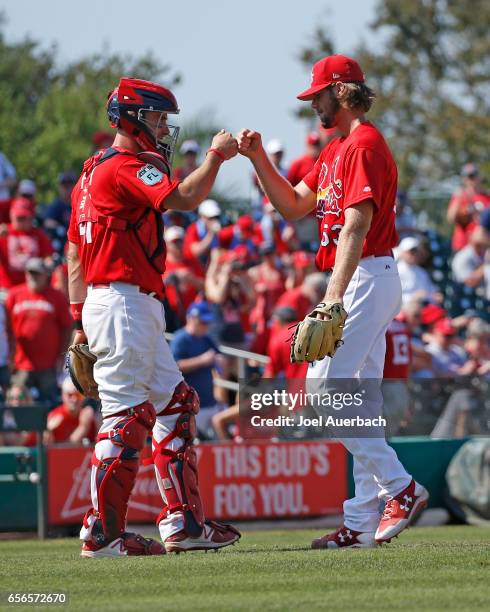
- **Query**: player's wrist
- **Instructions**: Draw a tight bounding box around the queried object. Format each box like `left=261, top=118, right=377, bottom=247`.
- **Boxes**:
left=207, top=148, right=226, bottom=163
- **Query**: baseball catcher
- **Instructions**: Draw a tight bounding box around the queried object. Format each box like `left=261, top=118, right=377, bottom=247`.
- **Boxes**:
left=68, top=77, right=240, bottom=557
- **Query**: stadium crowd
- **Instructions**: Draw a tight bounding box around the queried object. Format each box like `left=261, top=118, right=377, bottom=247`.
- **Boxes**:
left=0, top=130, right=489, bottom=445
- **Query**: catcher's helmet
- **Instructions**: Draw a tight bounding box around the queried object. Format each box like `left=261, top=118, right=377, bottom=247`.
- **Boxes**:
left=107, top=77, right=180, bottom=167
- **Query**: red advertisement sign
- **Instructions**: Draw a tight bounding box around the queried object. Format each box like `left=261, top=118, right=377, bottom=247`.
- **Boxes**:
left=47, top=440, right=347, bottom=525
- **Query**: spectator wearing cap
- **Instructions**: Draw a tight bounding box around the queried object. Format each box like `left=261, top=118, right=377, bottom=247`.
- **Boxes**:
left=451, top=225, right=490, bottom=294
left=173, top=140, right=201, bottom=182
left=287, top=133, right=322, bottom=187
left=43, top=171, right=77, bottom=253
left=275, top=272, right=327, bottom=321
left=431, top=319, right=490, bottom=438
left=396, top=236, right=437, bottom=305
left=219, top=215, right=259, bottom=257
left=251, top=139, right=288, bottom=221
left=170, top=301, right=224, bottom=438
left=0, top=198, right=53, bottom=290
left=183, top=198, right=222, bottom=264
left=447, top=163, right=490, bottom=251
left=4, top=257, right=72, bottom=402
left=163, top=225, right=205, bottom=328
left=92, top=130, right=113, bottom=153
left=424, top=318, right=466, bottom=377
left=284, top=251, right=316, bottom=290
left=0, top=179, right=38, bottom=226
left=285, top=133, right=323, bottom=250
left=44, top=377, right=98, bottom=445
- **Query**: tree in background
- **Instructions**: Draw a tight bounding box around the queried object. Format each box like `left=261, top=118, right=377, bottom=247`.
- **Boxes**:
left=297, top=0, right=490, bottom=189
left=0, top=16, right=179, bottom=202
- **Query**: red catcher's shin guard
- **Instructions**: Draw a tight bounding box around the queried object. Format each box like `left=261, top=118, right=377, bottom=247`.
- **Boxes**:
left=152, top=382, right=205, bottom=537
left=83, top=401, right=156, bottom=547
left=154, top=439, right=205, bottom=537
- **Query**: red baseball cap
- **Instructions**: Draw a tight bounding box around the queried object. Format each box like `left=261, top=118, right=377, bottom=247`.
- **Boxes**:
left=421, top=304, right=447, bottom=326
left=236, top=215, right=255, bottom=237
left=306, top=132, right=320, bottom=145
left=293, top=251, right=315, bottom=269
left=10, top=197, right=35, bottom=218
left=297, top=54, right=365, bottom=101
left=433, top=318, right=457, bottom=336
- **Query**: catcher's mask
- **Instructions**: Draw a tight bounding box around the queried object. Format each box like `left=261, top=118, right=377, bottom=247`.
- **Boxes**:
left=107, top=77, right=180, bottom=168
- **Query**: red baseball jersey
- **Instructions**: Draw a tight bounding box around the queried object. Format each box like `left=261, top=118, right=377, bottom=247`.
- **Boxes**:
left=0, top=226, right=54, bottom=288
left=287, top=154, right=317, bottom=187
left=68, top=147, right=179, bottom=296
left=47, top=404, right=97, bottom=443
left=5, top=283, right=72, bottom=370
left=303, top=122, right=399, bottom=271
left=383, top=318, right=411, bottom=379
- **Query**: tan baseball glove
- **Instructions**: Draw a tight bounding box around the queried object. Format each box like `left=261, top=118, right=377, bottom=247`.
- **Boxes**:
left=67, top=344, right=99, bottom=399
left=290, top=302, right=348, bottom=363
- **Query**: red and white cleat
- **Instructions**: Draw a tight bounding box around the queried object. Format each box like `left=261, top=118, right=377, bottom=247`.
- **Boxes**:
left=81, top=537, right=127, bottom=558
left=81, top=533, right=165, bottom=557
left=311, top=526, right=377, bottom=549
left=375, top=479, right=429, bottom=544
left=164, top=520, right=241, bottom=553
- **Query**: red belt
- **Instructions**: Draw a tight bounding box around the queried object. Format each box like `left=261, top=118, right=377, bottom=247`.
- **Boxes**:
left=373, top=249, right=394, bottom=258
left=92, top=283, right=156, bottom=297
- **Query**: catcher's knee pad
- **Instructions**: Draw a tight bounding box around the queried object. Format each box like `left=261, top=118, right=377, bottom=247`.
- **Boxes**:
left=82, top=401, right=156, bottom=545
left=152, top=382, right=204, bottom=537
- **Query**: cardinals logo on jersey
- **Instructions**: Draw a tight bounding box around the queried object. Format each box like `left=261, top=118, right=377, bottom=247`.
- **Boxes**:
left=316, top=156, right=343, bottom=219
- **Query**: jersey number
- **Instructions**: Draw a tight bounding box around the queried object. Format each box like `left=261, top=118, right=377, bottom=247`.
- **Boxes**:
left=320, top=223, right=343, bottom=247
left=392, top=334, right=410, bottom=365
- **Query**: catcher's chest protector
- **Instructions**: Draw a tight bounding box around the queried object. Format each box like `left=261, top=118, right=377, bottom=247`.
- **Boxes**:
left=74, top=148, right=166, bottom=274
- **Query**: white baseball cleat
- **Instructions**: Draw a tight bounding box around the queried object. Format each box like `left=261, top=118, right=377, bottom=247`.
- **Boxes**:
left=311, top=526, right=377, bottom=549
left=375, top=479, right=429, bottom=543
left=164, top=520, right=241, bottom=553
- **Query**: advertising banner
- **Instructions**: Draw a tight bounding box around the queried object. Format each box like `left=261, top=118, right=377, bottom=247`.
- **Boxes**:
left=47, top=440, right=347, bottom=525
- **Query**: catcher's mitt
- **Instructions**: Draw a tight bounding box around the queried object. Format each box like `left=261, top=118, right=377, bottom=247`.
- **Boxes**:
left=67, top=344, right=99, bottom=399
left=290, top=302, right=348, bottom=363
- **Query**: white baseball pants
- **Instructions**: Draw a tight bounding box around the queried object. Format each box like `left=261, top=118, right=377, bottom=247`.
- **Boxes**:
left=308, top=256, right=412, bottom=533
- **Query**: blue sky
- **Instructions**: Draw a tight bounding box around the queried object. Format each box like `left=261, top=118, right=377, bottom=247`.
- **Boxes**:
left=0, top=0, right=378, bottom=196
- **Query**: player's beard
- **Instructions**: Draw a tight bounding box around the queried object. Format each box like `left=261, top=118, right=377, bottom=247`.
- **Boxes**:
left=318, top=95, right=340, bottom=129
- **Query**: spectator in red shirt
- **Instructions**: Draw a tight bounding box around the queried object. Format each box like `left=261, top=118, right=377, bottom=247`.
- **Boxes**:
left=219, top=215, right=259, bottom=257
left=163, top=225, right=205, bottom=326
left=264, top=306, right=308, bottom=380
left=5, top=257, right=72, bottom=402
left=172, top=140, right=200, bottom=182
left=447, top=163, right=490, bottom=250
left=284, top=250, right=316, bottom=289
left=275, top=272, right=327, bottom=321
left=0, top=198, right=53, bottom=290
left=44, top=377, right=98, bottom=444
left=183, top=199, right=222, bottom=264
left=287, top=132, right=322, bottom=187
left=382, top=317, right=412, bottom=437
left=248, top=244, right=286, bottom=354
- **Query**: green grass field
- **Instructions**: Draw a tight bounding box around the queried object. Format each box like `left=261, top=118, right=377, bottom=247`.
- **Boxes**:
left=1, top=526, right=489, bottom=611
